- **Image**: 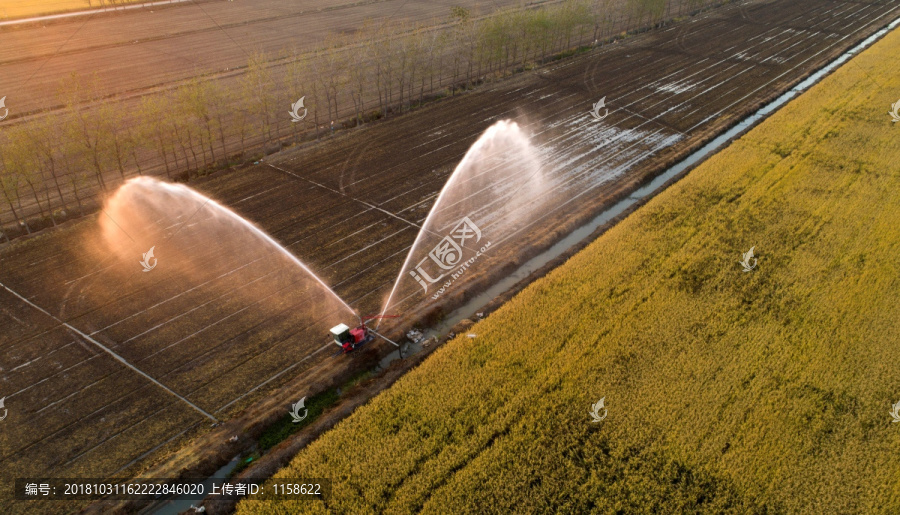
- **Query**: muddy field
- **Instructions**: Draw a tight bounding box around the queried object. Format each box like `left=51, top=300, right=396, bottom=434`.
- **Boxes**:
left=1, top=0, right=898, bottom=510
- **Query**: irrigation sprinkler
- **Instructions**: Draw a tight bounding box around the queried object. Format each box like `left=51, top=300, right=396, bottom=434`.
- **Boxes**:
left=330, top=314, right=402, bottom=356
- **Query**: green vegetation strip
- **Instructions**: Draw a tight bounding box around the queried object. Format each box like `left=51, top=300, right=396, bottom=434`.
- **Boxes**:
left=227, top=390, right=340, bottom=480
left=238, top=25, right=900, bottom=514
left=228, top=370, right=376, bottom=478
left=257, top=390, right=341, bottom=454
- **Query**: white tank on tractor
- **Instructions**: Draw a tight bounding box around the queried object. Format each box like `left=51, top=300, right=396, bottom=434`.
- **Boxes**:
left=329, top=316, right=401, bottom=355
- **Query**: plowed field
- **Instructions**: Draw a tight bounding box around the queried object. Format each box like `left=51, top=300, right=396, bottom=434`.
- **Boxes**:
left=1, top=0, right=897, bottom=510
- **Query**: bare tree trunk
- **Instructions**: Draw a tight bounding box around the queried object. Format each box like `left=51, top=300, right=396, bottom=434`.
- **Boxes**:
left=41, top=180, right=57, bottom=227
left=61, top=153, right=84, bottom=214
left=47, top=159, right=69, bottom=213
left=203, top=116, right=217, bottom=164
left=25, top=178, right=46, bottom=219
left=71, top=176, right=84, bottom=214
left=216, top=114, right=228, bottom=158
left=112, top=135, right=127, bottom=180
left=1, top=188, right=25, bottom=233
left=419, top=75, right=426, bottom=106
left=15, top=195, right=31, bottom=234
left=131, top=147, right=143, bottom=175
left=157, top=137, right=173, bottom=179
left=91, top=152, right=107, bottom=192
left=185, top=127, right=200, bottom=170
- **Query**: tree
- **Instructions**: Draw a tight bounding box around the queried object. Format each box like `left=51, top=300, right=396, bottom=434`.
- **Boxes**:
left=420, top=22, right=443, bottom=103
left=305, top=48, right=327, bottom=138
left=180, top=79, right=222, bottom=166
left=99, top=102, right=135, bottom=181
left=526, top=9, right=553, bottom=62
left=346, top=30, right=371, bottom=124
left=0, top=125, right=48, bottom=233
left=371, top=25, right=395, bottom=112
left=58, top=73, right=113, bottom=192
left=393, top=22, right=413, bottom=111
left=26, top=116, right=70, bottom=214
left=57, top=135, right=87, bottom=215
left=285, top=47, right=311, bottom=140
left=558, top=1, right=593, bottom=49
left=138, top=95, right=177, bottom=179
left=480, top=9, right=510, bottom=75
left=449, top=7, right=473, bottom=94
left=0, top=168, right=28, bottom=234
left=241, top=52, right=278, bottom=146
left=592, top=0, right=619, bottom=43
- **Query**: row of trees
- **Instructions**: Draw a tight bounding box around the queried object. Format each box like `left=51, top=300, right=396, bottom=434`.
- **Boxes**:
left=0, top=0, right=720, bottom=240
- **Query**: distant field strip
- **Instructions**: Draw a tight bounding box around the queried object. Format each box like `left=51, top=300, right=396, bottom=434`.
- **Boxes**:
left=239, top=19, right=900, bottom=515
left=0, top=0, right=151, bottom=21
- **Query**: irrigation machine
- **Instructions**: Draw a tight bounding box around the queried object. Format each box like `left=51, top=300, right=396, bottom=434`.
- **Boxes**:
left=330, top=314, right=401, bottom=355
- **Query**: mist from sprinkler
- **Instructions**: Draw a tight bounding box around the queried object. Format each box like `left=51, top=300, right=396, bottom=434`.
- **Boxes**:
left=379, top=119, right=549, bottom=328
left=99, top=176, right=356, bottom=341
left=98, top=119, right=547, bottom=357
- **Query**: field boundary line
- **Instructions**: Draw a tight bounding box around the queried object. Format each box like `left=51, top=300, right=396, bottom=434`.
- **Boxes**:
left=0, top=280, right=218, bottom=423
left=266, top=162, right=422, bottom=230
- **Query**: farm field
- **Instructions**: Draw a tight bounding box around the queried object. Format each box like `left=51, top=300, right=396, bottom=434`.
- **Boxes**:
left=0, top=0, right=551, bottom=115
left=238, top=20, right=900, bottom=514
left=0, top=0, right=722, bottom=233
left=0, top=0, right=146, bottom=21
left=0, top=0, right=898, bottom=511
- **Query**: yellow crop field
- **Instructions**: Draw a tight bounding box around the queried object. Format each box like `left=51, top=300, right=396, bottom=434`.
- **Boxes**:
left=238, top=25, right=900, bottom=514
left=0, top=0, right=145, bottom=20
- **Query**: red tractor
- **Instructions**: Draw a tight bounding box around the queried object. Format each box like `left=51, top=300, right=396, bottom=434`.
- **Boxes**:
left=330, top=315, right=399, bottom=354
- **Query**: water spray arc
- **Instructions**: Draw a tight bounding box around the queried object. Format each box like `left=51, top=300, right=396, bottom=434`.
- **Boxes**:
left=378, top=120, right=547, bottom=327
left=100, top=119, right=547, bottom=373
left=101, top=177, right=356, bottom=318
left=101, top=177, right=401, bottom=372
